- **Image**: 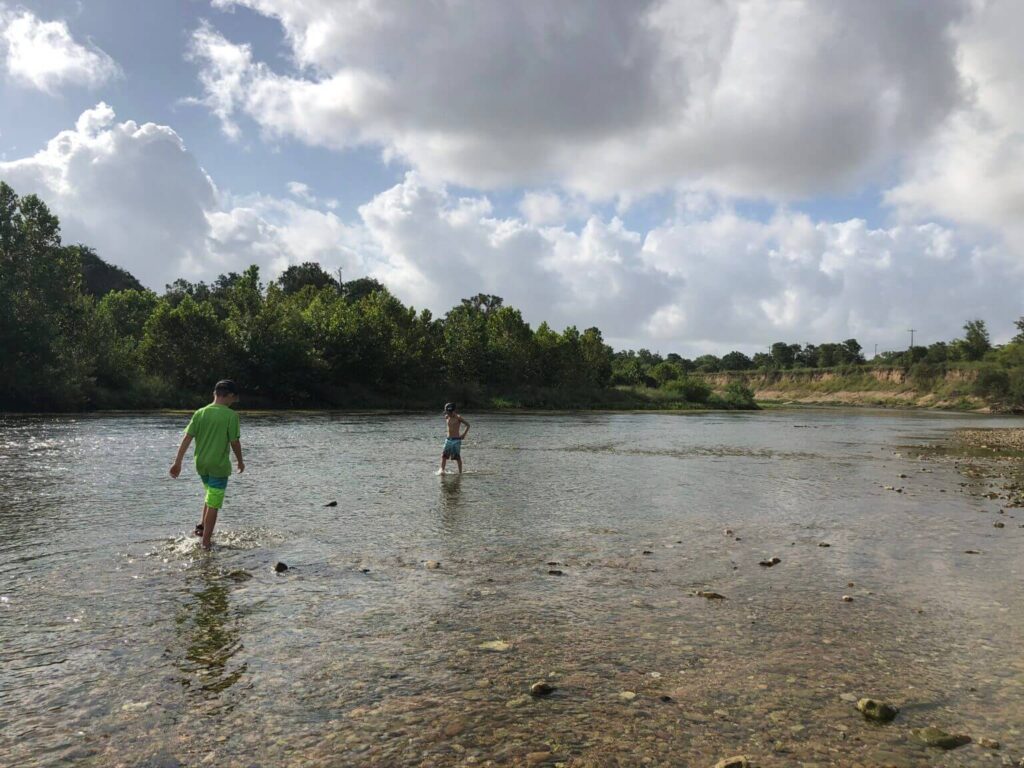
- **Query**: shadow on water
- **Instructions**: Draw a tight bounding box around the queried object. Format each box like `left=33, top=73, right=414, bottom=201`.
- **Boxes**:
left=169, top=560, right=249, bottom=703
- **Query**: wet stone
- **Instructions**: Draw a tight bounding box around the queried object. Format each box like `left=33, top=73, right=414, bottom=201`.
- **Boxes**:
left=696, top=591, right=726, bottom=600
left=911, top=726, right=972, bottom=749
left=529, top=682, right=554, bottom=697
left=547, top=570, right=563, bottom=576
left=842, top=595, right=854, bottom=602
left=274, top=561, right=288, bottom=573
left=759, top=557, right=782, bottom=567
left=855, top=698, right=899, bottom=723
left=977, top=737, right=1000, bottom=749
left=324, top=501, right=338, bottom=507
left=713, top=757, right=750, bottom=768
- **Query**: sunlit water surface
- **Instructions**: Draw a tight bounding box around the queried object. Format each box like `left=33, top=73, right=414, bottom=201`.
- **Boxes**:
left=2, top=410, right=1023, bottom=767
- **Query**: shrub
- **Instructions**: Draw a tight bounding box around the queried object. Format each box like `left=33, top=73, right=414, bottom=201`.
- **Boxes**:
left=665, top=376, right=712, bottom=403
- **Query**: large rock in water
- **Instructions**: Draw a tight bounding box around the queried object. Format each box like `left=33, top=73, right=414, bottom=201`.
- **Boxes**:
left=911, top=726, right=971, bottom=749
left=856, top=698, right=899, bottom=723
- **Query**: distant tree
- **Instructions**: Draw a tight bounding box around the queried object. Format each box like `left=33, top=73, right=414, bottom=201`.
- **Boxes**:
left=752, top=352, right=772, bottom=368
left=770, top=342, right=796, bottom=369
left=651, top=361, right=682, bottom=386
left=796, top=343, right=819, bottom=368
left=841, top=338, right=864, bottom=363
left=276, top=262, right=339, bottom=294
left=342, top=277, right=386, bottom=303
left=720, top=351, right=754, bottom=371
left=460, top=293, right=504, bottom=317
left=693, top=354, right=722, bottom=372
left=962, top=319, right=991, bottom=361
left=74, top=245, right=144, bottom=296
left=579, top=327, right=613, bottom=388
left=1014, top=316, right=1024, bottom=344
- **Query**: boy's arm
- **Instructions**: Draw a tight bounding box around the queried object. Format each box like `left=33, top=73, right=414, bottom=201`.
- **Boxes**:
left=230, top=440, right=245, bottom=473
left=169, top=435, right=193, bottom=478
left=459, top=416, right=470, bottom=439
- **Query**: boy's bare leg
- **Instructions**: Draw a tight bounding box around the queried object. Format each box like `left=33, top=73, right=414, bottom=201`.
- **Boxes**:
left=441, top=456, right=448, bottom=473
left=201, top=506, right=219, bottom=549
left=456, top=457, right=463, bottom=474
left=195, top=504, right=209, bottom=536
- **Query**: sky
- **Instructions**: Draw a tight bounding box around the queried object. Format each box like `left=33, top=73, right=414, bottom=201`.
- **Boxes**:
left=0, top=0, right=1022, bottom=357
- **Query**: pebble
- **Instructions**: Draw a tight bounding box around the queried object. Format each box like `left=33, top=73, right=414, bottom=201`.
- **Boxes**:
left=425, top=560, right=442, bottom=569
left=618, top=691, right=637, bottom=701
left=274, top=561, right=288, bottom=573
left=547, top=569, right=563, bottom=576
left=842, top=595, right=854, bottom=602
left=642, top=550, right=653, bottom=555
left=758, top=556, right=782, bottom=567
left=818, top=542, right=831, bottom=547
left=977, top=737, right=1000, bottom=749
left=994, top=522, right=1005, bottom=528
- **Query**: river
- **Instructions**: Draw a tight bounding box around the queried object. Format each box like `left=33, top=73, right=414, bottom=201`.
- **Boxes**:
left=1, top=409, right=1022, bottom=767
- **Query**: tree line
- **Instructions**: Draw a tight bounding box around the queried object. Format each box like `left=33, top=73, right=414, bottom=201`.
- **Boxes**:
left=1, top=182, right=757, bottom=411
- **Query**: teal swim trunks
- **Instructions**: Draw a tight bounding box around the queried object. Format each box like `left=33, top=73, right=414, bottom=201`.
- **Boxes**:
left=442, top=437, right=462, bottom=460
left=199, top=475, right=228, bottom=509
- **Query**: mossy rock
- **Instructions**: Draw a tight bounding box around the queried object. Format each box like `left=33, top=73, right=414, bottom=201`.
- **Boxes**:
left=856, top=698, right=899, bottom=723
left=911, top=726, right=971, bottom=749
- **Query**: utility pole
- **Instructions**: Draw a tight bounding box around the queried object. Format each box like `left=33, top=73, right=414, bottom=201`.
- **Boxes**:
left=874, top=343, right=878, bottom=358
left=908, top=329, right=917, bottom=350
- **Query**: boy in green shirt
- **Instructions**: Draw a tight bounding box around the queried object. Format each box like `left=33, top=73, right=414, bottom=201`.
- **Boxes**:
left=169, top=380, right=245, bottom=549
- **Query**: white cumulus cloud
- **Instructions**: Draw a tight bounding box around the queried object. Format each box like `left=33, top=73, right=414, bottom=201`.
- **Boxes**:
left=191, top=0, right=966, bottom=199
left=0, top=5, right=120, bottom=93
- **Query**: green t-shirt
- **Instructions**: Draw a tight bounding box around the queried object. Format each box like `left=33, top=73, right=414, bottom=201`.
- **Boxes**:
left=186, top=403, right=241, bottom=478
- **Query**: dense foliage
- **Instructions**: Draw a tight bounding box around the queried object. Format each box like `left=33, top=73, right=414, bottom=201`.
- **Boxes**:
left=0, top=182, right=756, bottom=412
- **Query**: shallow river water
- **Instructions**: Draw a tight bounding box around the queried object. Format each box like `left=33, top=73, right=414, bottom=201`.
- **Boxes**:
left=2, top=409, right=1023, bottom=767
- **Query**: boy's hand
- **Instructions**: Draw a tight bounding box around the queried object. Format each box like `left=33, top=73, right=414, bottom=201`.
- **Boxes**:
left=169, top=462, right=182, bottom=478
left=237, top=460, right=245, bottom=474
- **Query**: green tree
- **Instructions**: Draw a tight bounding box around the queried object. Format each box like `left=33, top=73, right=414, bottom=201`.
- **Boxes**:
left=721, top=351, right=754, bottom=370
left=277, top=262, right=339, bottom=295
left=962, top=319, right=991, bottom=361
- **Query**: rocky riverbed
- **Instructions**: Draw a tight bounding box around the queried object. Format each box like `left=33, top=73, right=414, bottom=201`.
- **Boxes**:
left=3, top=411, right=1024, bottom=767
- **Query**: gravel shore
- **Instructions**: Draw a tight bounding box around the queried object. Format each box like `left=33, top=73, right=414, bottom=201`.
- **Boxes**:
left=953, top=427, right=1024, bottom=452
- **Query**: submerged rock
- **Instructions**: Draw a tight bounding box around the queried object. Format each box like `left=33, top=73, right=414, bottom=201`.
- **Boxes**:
left=994, top=522, right=1005, bottom=528
left=758, top=557, right=782, bottom=567
left=547, top=569, right=563, bottom=576
left=713, top=757, right=750, bottom=768
left=842, top=595, right=854, bottom=602
left=529, top=681, right=555, bottom=697
left=273, top=561, right=288, bottom=573
left=324, top=500, right=338, bottom=507
left=911, top=726, right=971, bottom=749
left=856, top=698, right=899, bottom=723
left=696, top=590, right=727, bottom=600
left=976, top=737, right=1000, bottom=749
left=818, top=542, right=831, bottom=547
left=478, top=640, right=511, bottom=652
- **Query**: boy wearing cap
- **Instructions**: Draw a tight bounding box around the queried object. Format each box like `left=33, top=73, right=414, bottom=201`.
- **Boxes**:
left=169, top=380, right=245, bottom=549
left=440, top=402, right=470, bottom=474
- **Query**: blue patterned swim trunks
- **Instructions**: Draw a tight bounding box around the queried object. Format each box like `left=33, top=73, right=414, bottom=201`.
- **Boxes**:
left=442, top=437, right=462, bottom=459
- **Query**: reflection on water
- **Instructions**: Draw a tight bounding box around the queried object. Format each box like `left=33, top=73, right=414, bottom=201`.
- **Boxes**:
left=1, top=409, right=1023, bottom=766
left=171, top=562, right=248, bottom=699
